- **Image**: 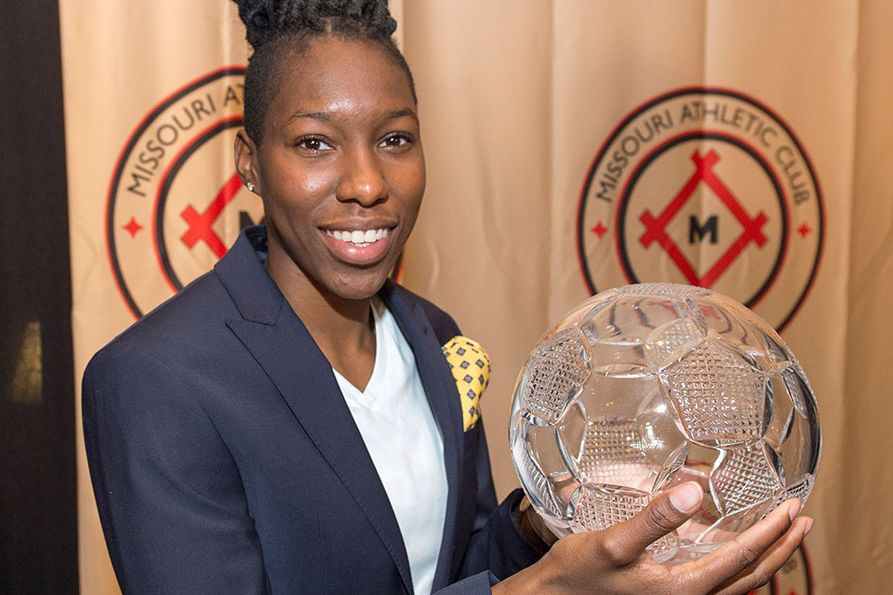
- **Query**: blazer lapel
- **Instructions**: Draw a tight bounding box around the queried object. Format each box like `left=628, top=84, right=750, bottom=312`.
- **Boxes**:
left=215, top=229, right=413, bottom=594
left=380, top=284, right=465, bottom=589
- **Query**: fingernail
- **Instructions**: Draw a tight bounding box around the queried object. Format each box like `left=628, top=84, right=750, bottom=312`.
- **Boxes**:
left=788, top=499, right=802, bottom=521
left=804, top=518, right=814, bottom=536
left=669, top=482, right=702, bottom=513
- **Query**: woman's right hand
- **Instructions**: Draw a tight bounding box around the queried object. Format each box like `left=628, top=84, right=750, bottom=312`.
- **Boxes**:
left=494, top=482, right=813, bottom=595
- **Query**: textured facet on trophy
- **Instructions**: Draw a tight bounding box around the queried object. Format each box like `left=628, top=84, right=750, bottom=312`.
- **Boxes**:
left=510, top=283, right=821, bottom=563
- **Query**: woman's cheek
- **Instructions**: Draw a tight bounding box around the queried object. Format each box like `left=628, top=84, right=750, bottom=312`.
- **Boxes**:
left=292, top=168, right=334, bottom=198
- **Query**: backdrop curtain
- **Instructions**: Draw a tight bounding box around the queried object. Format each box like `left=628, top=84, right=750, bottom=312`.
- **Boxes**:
left=61, top=2, right=892, bottom=593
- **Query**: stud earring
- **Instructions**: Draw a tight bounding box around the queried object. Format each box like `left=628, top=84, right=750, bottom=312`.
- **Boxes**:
left=246, top=182, right=255, bottom=192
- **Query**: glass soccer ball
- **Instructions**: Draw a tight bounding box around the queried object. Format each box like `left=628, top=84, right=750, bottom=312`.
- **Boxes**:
left=509, top=283, right=820, bottom=563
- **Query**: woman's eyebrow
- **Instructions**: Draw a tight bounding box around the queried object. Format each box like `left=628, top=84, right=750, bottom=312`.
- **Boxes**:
left=384, top=108, right=418, bottom=122
left=286, top=108, right=417, bottom=123
left=286, top=110, right=331, bottom=123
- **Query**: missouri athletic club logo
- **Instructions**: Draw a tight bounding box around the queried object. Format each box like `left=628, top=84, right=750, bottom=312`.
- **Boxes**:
left=577, top=88, right=823, bottom=331
left=107, top=66, right=263, bottom=318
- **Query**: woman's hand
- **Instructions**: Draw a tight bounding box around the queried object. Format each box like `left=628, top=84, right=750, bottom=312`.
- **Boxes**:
left=495, top=482, right=812, bottom=595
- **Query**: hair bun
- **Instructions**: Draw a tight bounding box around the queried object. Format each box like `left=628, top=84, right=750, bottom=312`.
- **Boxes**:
left=235, top=0, right=398, bottom=48
left=384, top=16, right=397, bottom=36
left=234, top=0, right=274, bottom=48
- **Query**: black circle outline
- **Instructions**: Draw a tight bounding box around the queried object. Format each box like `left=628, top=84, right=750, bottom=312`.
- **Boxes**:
left=106, top=66, right=247, bottom=319
left=576, top=87, right=824, bottom=332
left=155, top=119, right=243, bottom=291
left=615, top=132, right=788, bottom=308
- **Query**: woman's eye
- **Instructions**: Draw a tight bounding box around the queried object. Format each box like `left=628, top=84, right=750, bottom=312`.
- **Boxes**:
left=296, top=137, right=332, bottom=152
left=380, top=134, right=412, bottom=149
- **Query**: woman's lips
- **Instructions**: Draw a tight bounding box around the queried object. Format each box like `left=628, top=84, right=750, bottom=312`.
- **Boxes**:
left=320, top=226, right=394, bottom=266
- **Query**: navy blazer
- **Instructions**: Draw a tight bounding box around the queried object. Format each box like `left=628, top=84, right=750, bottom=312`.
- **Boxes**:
left=83, top=226, right=544, bottom=594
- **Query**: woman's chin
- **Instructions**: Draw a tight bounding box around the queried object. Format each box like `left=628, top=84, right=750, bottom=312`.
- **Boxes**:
left=327, top=270, right=393, bottom=302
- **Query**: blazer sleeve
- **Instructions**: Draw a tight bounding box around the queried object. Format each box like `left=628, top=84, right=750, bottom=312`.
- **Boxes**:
left=463, top=419, right=549, bottom=574
left=432, top=422, right=547, bottom=595
left=82, top=345, right=267, bottom=595
left=421, top=299, right=548, bottom=593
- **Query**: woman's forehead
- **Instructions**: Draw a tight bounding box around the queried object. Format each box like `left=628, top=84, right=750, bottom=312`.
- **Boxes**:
left=268, top=37, right=415, bottom=122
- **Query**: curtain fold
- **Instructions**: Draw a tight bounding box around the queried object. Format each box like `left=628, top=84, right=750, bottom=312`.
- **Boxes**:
left=61, top=2, right=890, bottom=592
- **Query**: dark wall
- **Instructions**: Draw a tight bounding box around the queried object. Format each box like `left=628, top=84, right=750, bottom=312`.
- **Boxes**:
left=0, top=1, right=78, bottom=592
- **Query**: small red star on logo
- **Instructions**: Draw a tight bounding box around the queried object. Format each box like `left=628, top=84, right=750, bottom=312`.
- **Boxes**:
left=123, top=217, right=143, bottom=238
left=797, top=222, right=811, bottom=237
left=591, top=221, right=607, bottom=238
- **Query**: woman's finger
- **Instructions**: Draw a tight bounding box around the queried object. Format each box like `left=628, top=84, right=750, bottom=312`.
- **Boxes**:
left=597, top=482, right=703, bottom=566
left=677, top=499, right=800, bottom=592
left=713, top=516, right=812, bottom=595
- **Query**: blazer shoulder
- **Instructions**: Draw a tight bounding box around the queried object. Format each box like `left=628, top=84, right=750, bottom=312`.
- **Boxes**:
left=85, top=271, right=234, bottom=380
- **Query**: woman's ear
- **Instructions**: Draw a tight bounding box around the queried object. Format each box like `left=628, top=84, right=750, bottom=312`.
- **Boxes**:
left=234, top=129, right=260, bottom=193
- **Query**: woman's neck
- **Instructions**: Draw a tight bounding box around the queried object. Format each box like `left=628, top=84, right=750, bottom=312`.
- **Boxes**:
left=265, top=242, right=378, bottom=391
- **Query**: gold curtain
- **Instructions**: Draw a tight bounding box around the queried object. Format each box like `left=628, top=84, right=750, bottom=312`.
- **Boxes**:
left=63, top=1, right=892, bottom=592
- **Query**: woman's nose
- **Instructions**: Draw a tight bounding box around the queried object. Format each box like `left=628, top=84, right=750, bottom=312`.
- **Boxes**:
left=335, top=147, right=387, bottom=206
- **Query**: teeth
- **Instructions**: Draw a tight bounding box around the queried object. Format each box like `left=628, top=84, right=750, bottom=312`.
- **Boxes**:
left=326, top=228, right=390, bottom=246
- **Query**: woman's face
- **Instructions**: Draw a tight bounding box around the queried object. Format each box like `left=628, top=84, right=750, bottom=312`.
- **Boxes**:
left=238, top=37, right=424, bottom=302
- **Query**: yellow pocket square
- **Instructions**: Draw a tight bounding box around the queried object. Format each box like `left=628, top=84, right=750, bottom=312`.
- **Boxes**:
left=442, top=336, right=491, bottom=431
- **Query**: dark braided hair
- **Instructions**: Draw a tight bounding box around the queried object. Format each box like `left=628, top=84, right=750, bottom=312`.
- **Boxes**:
left=234, top=0, right=416, bottom=144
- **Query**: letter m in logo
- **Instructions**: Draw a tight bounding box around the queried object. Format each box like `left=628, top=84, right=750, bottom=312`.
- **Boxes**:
left=689, top=215, right=719, bottom=244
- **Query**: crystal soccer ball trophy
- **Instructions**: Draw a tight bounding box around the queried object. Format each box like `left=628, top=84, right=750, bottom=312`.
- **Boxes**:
left=510, top=283, right=820, bottom=563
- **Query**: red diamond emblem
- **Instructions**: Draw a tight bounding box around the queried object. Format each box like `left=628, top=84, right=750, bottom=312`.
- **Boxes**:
left=180, top=173, right=243, bottom=258
left=123, top=217, right=143, bottom=238
left=591, top=221, right=607, bottom=238
left=638, top=149, right=768, bottom=288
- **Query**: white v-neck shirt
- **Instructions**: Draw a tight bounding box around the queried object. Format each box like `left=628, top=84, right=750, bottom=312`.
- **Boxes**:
left=332, top=299, right=448, bottom=595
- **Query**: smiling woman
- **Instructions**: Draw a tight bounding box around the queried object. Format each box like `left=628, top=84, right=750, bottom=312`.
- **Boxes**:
left=81, top=2, right=546, bottom=593
left=234, top=34, right=426, bottom=387
left=81, top=1, right=811, bottom=594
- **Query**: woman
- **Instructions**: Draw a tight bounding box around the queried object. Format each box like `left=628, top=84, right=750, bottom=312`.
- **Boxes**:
left=83, top=1, right=811, bottom=593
